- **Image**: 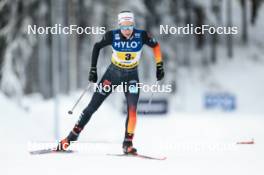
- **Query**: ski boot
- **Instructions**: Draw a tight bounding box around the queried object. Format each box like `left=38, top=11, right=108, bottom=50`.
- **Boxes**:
left=56, top=125, right=82, bottom=151
left=123, top=133, right=137, bottom=154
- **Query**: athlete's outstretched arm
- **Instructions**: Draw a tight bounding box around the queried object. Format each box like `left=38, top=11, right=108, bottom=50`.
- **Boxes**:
left=142, top=31, right=164, bottom=81
left=89, top=31, right=112, bottom=82
left=91, top=31, right=112, bottom=68
left=142, top=31, right=162, bottom=63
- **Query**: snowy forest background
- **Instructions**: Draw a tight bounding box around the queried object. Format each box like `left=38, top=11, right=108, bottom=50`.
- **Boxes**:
left=0, top=0, right=264, bottom=113
left=1, top=1, right=264, bottom=173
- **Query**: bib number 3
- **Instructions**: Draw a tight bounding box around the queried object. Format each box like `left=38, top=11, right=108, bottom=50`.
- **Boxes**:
left=125, top=53, right=132, bottom=60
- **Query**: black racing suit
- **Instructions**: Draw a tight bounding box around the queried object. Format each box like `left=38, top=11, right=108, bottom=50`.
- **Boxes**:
left=66, top=29, right=160, bottom=148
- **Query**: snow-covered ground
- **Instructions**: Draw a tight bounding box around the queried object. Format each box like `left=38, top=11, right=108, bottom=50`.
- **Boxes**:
left=1, top=81, right=264, bottom=175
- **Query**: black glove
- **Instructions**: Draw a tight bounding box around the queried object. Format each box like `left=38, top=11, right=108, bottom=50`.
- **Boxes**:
left=89, top=67, right=98, bottom=83
left=156, top=62, right=164, bottom=81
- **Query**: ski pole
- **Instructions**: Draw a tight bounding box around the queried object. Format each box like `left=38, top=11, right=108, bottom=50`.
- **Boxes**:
left=68, top=83, right=92, bottom=115
left=143, top=81, right=159, bottom=115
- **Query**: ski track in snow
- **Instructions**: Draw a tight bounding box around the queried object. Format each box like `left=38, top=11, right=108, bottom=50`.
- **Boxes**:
left=1, top=92, right=263, bottom=175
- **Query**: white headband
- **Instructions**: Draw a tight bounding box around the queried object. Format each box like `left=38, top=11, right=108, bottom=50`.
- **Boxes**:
left=118, top=12, right=135, bottom=24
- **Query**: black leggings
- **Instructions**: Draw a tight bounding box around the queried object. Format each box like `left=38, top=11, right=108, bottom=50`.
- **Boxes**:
left=75, top=64, right=140, bottom=138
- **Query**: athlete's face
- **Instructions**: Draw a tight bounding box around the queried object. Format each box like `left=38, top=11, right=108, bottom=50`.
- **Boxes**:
left=119, top=21, right=134, bottom=39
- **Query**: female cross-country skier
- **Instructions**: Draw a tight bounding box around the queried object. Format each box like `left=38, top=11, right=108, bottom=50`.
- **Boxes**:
left=57, top=11, right=165, bottom=154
